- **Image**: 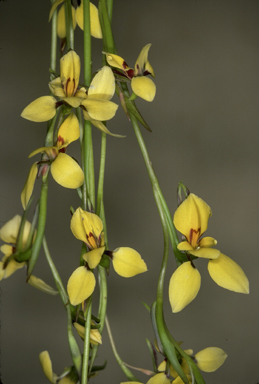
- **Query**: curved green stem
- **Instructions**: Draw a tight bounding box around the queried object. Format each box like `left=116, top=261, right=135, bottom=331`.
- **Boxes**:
left=65, top=0, right=74, bottom=50
left=105, top=316, right=141, bottom=382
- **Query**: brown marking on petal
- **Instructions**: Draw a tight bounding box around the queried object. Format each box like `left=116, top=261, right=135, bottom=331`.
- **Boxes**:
left=56, top=100, right=64, bottom=109
left=57, top=135, right=65, bottom=147
left=87, top=232, right=97, bottom=249
left=122, top=60, right=130, bottom=70
left=126, top=68, right=135, bottom=79
left=143, top=70, right=151, bottom=76
left=189, top=228, right=200, bottom=249
left=66, top=77, right=76, bottom=97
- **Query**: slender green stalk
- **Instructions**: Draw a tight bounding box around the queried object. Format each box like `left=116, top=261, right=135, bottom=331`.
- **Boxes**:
left=99, top=0, right=115, bottom=53
left=82, top=302, right=92, bottom=384
left=50, top=0, right=57, bottom=77
left=105, top=316, right=140, bottom=382
left=96, top=133, right=107, bottom=216
left=27, top=175, right=49, bottom=279
left=106, top=0, right=113, bottom=22
left=83, top=0, right=95, bottom=208
left=65, top=0, right=74, bottom=50
left=43, top=237, right=82, bottom=375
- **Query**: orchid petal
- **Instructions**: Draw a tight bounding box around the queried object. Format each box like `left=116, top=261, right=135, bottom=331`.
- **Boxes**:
left=169, top=261, right=201, bottom=313
left=199, top=237, right=217, bottom=247
left=82, top=246, right=105, bottom=269
left=21, top=162, right=38, bottom=210
left=88, top=66, right=115, bottom=100
left=39, top=351, right=58, bottom=384
left=57, top=4, right=76, bottom=39
left=173, top=193, right=212, bottom=243
left=60, top=51, right=80, bottom=97
left=81, top=99, right=118, bottom=121
left=50, top=153, right=84, bottom=189
left=177, top=241, right=194, bottom=252
left=0, top=215, right=22, bottom=243
left=49, top=77, right=65, bottom=98
left=70, top=208, right=103, bottom=244
left=21, top=96, right=57, bottom=122
left=147, top=372, right=171, bottom=384
left=57, top=113, right=79, bottom=147
left=131, top=77, right=156, bottom=102
left=105, top=52, right=129, bottom=71
left=28, top=275, right=58, bottom=295
left=63, top=96, right=82, bottom=108
left=73, top=322, right=102, bottom=345
left=76, top=2, right=102, bottom=38
left=188, top=247, right=220, bottom=260
left=195, top=347, right=227, bottom=372
left=134, top=43, right=152, bottom=74
left=0, top=256, right=25, bottom=280
left=85, top=119, right=125, bottom=138
left=67, top=266, right=96, bottom=305
left=111, top=247, right=147, bottom=277
left=208, top=253, right=249, bottom=293
left=49, top=0, right=64, bottom=21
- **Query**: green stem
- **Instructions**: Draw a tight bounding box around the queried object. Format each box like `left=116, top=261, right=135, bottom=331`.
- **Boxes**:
left=105, top=316, right=140, bottom=382
left=27, top=175, right=48, bottom=279
left=99, top=0, right=115, bottom=53
left=50, top=0, right=57, bottom=77
left=96, top=133, right=106, bottom=216
left=43, top=237, right=82, bottom=375
left=65, top=0, right=74, bottom=50
left=130, top=114, right=185, bottom=264
left=82, top=301, right=92, bottom=384
left=83, top=0, right=95, bottom=208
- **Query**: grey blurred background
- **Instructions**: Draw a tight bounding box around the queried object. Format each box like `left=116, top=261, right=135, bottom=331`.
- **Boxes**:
left=1, top=1, right=259, bottom=383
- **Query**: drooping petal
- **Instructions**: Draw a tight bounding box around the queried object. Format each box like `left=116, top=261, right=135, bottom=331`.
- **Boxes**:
left=73, top=322, right=102, bottom=345
left=57, top=4, right=76, bottom=39
left=188, top=247, right=220, bottom=260
left=172, top=375, right=192, bottom=384
left=105, top=52, right=130, bottom=71
left=28, top=275, right=58, bottom=295
left=169, top=261, right=201, bottom=313
left=49, top=0, right=64, bottom=21
left=131, top=77, right=156, bottom=102
left=1, top=244, right=13, bottom=256
left=111, top=247, right=147, bottom=277
left=21, top=163, right=38, bottom=210
left=39, top=351, right=58, bottom=384
left=85, top=118, right=125, bottom=138
left=57, top=113, right=80, bottom=148
left=82, top=246, right=105, bottom=269
left=208, top=253, right=249, bottom=294
left=177, top=241, right=194, bottom=252
left=70, top=208, right=103, bottom=245
left=146, top=372, right=171, bottom=384
left=81, top=99, right=118, bottom=121
left=195, top=347, right=227, bottom=372
left=67, top=266, right=96, bottom=305
left=88, top=66, right=115, bottom=100
left=50, top=153, right=84, bottom=188
left=60, top=51, right=80, bottom=97
left=76, top=2, right=102, bottom=38
left=173, top=193, right=212, bottom=244
left=21, top=96, right=57, bottom=122
left=134, top=44, right=152, bottom=74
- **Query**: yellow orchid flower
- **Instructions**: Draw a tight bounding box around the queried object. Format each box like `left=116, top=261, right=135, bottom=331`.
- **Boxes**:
left=21, top=51, right=84, bottom=122
left=68, top=208, right=147, bottom=305
left=49, top=0, right=102, bottom=39
left=105, top=44, right=156, bottom=102
left=0, top=215, right=29, bottom=280
left=173, top=193, right=220, bottom=260
left=170, top=193, right=249, bottom=312
left=0, top=215, right=56, bottom=293
left=21, top=113, right=84, bottom=209
left=80, top=66, right=121, bottom=137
